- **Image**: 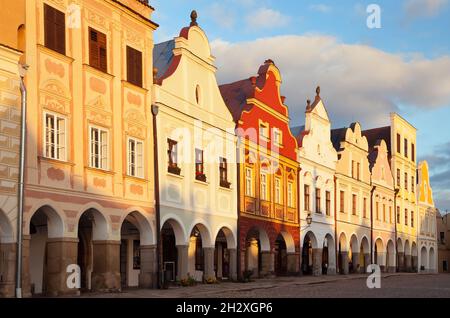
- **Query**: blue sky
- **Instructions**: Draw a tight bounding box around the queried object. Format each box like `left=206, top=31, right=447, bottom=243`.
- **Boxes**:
left=151, top=0, right=450, bottom=211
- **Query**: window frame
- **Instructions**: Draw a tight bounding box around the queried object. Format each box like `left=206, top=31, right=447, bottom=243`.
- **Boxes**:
left=245, top=167, right=254, bottom=197
left=260, top=172, right=268, bottom=201
left=44, top=3, right=66, bottom=55
left=127, top=136, right=144, bottom=178
left=89, top=125, right=109, bottom=171
left=43, top=111, right=67, bottom=161
left=316, top=188, right=321, bottom=214
left=304, top=184, right=310, bottom=212
left=88, top=27, right=108, bottom=73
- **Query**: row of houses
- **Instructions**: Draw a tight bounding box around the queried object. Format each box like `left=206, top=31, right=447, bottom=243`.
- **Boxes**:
left=0, top=0, right=439, bottom=297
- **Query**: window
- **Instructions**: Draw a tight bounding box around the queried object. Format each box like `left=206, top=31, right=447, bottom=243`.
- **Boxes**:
left=127, top=46, right=143, bottom=87
left=219, top=157, right=230, bottom=188
left=44, top=112, right=66, bottom=161
left=397, top=169, right=401, bottom=187
left=316, top=189, right=321, bottom=214
left=396, top=133, right=401, bottom=153
left=405, top=209, right=408, bottom=226
left=273, top=128, right=282, bottom=145
left=357, top=162, right=361, bottom=180
left=404, top=138, right=408, bottom=158
left=376, top=202, right=380, bottom=220
left=389, top=206, right=393, bottom=223
left=411, top=211, right=414, bottom=228
left=304, top=185, right=310, bottom=212
left=89, top=126, right=108, bottom=170
left=260, top=173, right=268, bottom=201
left=275, top=178, right=282, bottom=204
left=404, top=172, right=408, bottom=191
left=352, top=194, right=357, bottom=215
left=340, top=191, right=345, bottom=213
left=411, top=176, right=415, bottom=193
left=287, top=182, right=294, bottom=208
left=167, top=139, right=180, bottom=175
left=326, top=191, right=331, bottom=216
left=351, top=160, right=355, bottom=178
left=89, top=27, right=107, bottom=72
left=412, top=143, right=415, bottom=162
left=245, top=167, right=253, bottom=196
left=444, top=261, right=448, bottom=272
left=259, top=122, right=269, bottom=139
left=397, top=206, right=400, bottom=224
left=44, top=4, right=66, bottom=55
left=441, top=232, right=446, bottom=244
left=127, top=137, right=143, bottom=178
left=363, top=197, right=367, bottom=218
left=383, top=204, right=386, bottom=222
left=195, top=148, right=205, bottom=181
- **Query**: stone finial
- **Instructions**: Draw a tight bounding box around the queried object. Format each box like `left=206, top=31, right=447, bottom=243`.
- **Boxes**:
left=306, top=99, right=312, bottom=112
left=190, top=10, right=198, bottom=26
left=316, top=86, right=321, bottom=97
left=153, top=67, right=159, bottom=80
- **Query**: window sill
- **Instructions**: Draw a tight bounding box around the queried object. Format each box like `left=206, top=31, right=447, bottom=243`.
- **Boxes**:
left=38, top=156, right=75, bottom=166
left=122, top=80, right=148, bottom=93
left=124, top=174, right=148, bottom=183
left=167, top=172, right=184, bottom=179
left=194, top=179, right=209, bottom=186
left=83, top=64, right=114, bottom=79
left=37, top=44, right=74, bottom=63
left=85, top=166, right=115, bottom=175
left=219, top=185, right=233, bottom=192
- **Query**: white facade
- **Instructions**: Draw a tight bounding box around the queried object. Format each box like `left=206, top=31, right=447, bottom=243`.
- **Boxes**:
left=153, top=21, right=237, bottom=282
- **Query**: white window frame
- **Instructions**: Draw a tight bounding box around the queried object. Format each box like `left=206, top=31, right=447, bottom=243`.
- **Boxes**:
left=127, top=137, right=144, bottom=178
left=260, top=172, right=268, bottom=201
left=259, top=120, right=269, bottom=139
left=245, top=167, right=253, bottom=197
left=43, top=111, right=67, bottom=161
left=287, top=182, right=294, bottom=208
left=273, top=128, right=283, bottom=146
left=89, top=125, right=109, bottom=170
left=275, top=177, right=282, bottom=204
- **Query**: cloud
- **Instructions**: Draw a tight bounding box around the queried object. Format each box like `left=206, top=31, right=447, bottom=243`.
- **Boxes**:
left=207, top=3, right=236, bottom=29
left=211, top=35, right=450, bottom=129
left=309, top=4, right=332, bottom=13
left=245, top=8, right=291, bottom=30
left=404, top=0, right=449, bottom=19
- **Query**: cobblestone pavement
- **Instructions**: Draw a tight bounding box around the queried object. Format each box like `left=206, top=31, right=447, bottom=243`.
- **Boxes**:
left=75, top=273, right=450, bottom=298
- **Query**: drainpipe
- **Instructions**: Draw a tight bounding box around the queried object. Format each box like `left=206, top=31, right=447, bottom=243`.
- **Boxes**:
left=334, top=175, right=338, bottom=274
left=297, top=165, right=301, bottom=275
left=370, top=186, right=376, bottom=265
left=394, top=188, right=400, bottom=271
left=151, top=104, right=162, bottom=289
left=16, top=64, right=28, bottom=298
left=236, top=135, right=241, bottom=280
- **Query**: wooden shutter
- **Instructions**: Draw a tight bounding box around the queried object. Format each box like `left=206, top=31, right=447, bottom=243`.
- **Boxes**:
left=55, top=8, right=66, bottom=55
left=127, top=46, right=135, bottom=85
left=89, top=28, right=99, bottom=69
left=44, top=4, right=65, bottom=55
left=44, top=4, right=55, bottom=51
left=98, top=31, right=107, bottom=73
left=134, top=49, right=143, bottom=87
left=127, top=46, right=143, bottom=87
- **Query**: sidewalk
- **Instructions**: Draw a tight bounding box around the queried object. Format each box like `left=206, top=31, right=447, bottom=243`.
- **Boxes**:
left=77, top=272, right=424, bottom=298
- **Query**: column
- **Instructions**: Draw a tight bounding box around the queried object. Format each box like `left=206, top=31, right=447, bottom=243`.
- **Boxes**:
left=216, top=245, right=223, bottom=279
left=351, top=252, right=360, bottom=274
left=46, top=238, right=79, bottom=296
left=229, top=248, right=237, bottom=281
left=378, top=253, right=386, bottom=272
left=260, top=251, right=274, bottom=277
left=203, top=247, right=215, bottom=281
left=287, top=252, right=300, bottom=274
left=397, top=252, right=405, bottom=272
left=364, top=254, right=371, bottom=273
left=0, top=243, right=16, bottom=297
left=312, top=249, right=322, bottom=276
left=412, top=255, right=418, bottom=272
left=21, top=235, right=31, bottom=297
left=405, top=254, right=412, bottom=272
left=91, top=240, right=121, bottom=292
left=176, top=245, right=188, bottom=281
left=340, top=252, right=349, bottom=275
left=139, top=245, right=157, bottom=289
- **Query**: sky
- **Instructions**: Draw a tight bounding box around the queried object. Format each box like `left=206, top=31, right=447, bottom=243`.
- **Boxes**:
left=150, top=0, right=450, bottom=212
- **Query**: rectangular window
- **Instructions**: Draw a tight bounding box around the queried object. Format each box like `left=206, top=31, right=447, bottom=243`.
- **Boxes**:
left=352, top=194, right=357, bottom=215
left=89, top=126, right=108, bottom=170
left=89, top=27, right=107, bottom=72
left=397, top=133, right=401, bottom=153
left=304, top=185, right=310, bottom=212
left=195, top=148, right=205, bottom=181
left=441, top=232, right=446, bottom=244
left=44, top=4, right=66, bottom=55
left=351, top=160, right=355, bottom=178
left=340, top=191, right=345, bottom=213
left=44, top=112, right=66, bottom=161
left=383, top=204, right=386, bottom=222
left=397, top=206, right=400, bottom=224
left=405, top=209, right=408, bottom=226
left=275, top=178, right=282, bottom=204
left=404, top=138, right=408, bottom=158
left=273, top=128, right=282, bottom=145
left=376, top=202, right=380, bottom=220
left=287, top=182, right=294, bottom=208
left=412, top=143, right=415, bottom=162
left=326, top=191, right=331, bottom=216
left=219, top=157, right=230, bottom=188
left=363, top=197, right=367, bottom=218
left=357, top=162, right=361, bottom=180
left=397, top=169, right=401, bottom=187
left=411, top=211, right=414, bottom=228
left=316, top=189, right=321, bottom=214
left=167, top=139, right=180, bottom=175
left=404, top=172, right=408, bottom=191
left=259, top=122, right=269, bottom=139
left=260, top=173, right=268, bottom=201
left=127, top=137, right=143, bottom=178
left=389, top=206, right=393, bottom=223
left=245, top=167, right=253, bottom=197
left=127, top=46, right=143, bottom=87
left=411, top=176, right=415, bottom=193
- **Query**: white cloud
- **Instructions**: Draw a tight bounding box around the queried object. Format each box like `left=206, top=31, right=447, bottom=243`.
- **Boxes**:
left=245, top=8, right=291, bottom=30
left=309, top=4, right=332, bottom=13
left=211, top=35, right=450, bottom=129
left=207, top=3, right=236, bottom=29
left=404, top=0, right=449, bottom=19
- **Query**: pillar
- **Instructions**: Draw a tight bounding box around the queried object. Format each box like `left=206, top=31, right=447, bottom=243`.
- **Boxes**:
left=91, top=240, right=121, bottom=292
left=139, top=245, right=157, bottom=289
left=351, top=252, right=360, bottom=274
left=260, top=251, right=274, bottom=277
left=405, top=254, right=412, bottom=272
left=287, top=252, right=300, bottom=274
left=203, top=247, right=215, bottom=281
left=0, top=243, right=16, bottom=297
left=21, top=235, right=31, bottom=297
left=216, top=245, right=223, bottom=279
left=229, top=248, right=237, bottom=281
left=340, top=252, right=349, bottom=275
left=176, top=245, right=188, bottom=281
left=46, top=238, right=79, bottom=296
left=397, top=252, right=405, bottom=272
left=364, top=254, right=371, bottom=273
left=412, top=255, right=418, bottom=272
left=312, top=249, right=322, bottom=276
left=378, top=252, right=386, bottom=272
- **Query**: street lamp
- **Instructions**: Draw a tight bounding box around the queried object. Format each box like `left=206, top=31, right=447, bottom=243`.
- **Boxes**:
left=301, top=213, right=313, bottom=231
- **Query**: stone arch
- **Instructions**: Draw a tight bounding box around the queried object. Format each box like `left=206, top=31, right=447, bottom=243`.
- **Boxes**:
left=120, top=209, right=155, bottom=246
left=279, top=231, right=296, bottom=254
left=420, top=246, right=427, bottom=270
left=0, top=209, right=14, bottom=243
left=76, top=208, right=109, bottom=241
left=339, top=232, right=348, bottom=251
left=246, top=226, right=271, bottom=252
left=397, top=238, right=404, bottom=253
left=404, top=240, right=411, bottom=256
left=188, top=222, right=213, bottom=248
left=303, top=231, right=318, bottom=249
left=386, top=240, right=395, bottom=270
left=161, top=215, right=187, bottom=246
left=411, top=242, right=418, bottom=271
left=28, top=204, right=65, bottom=238
left=323, top=233, right=336, bottom=275
left=214, top=225, right=236, bottom=249
left=360, top=236, right=370, bottom=254
left=349, top=234, right=359, bottom=273
left=374, top=238, right=385, bottom=268
left=429, top=247, right=435, bottom=271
